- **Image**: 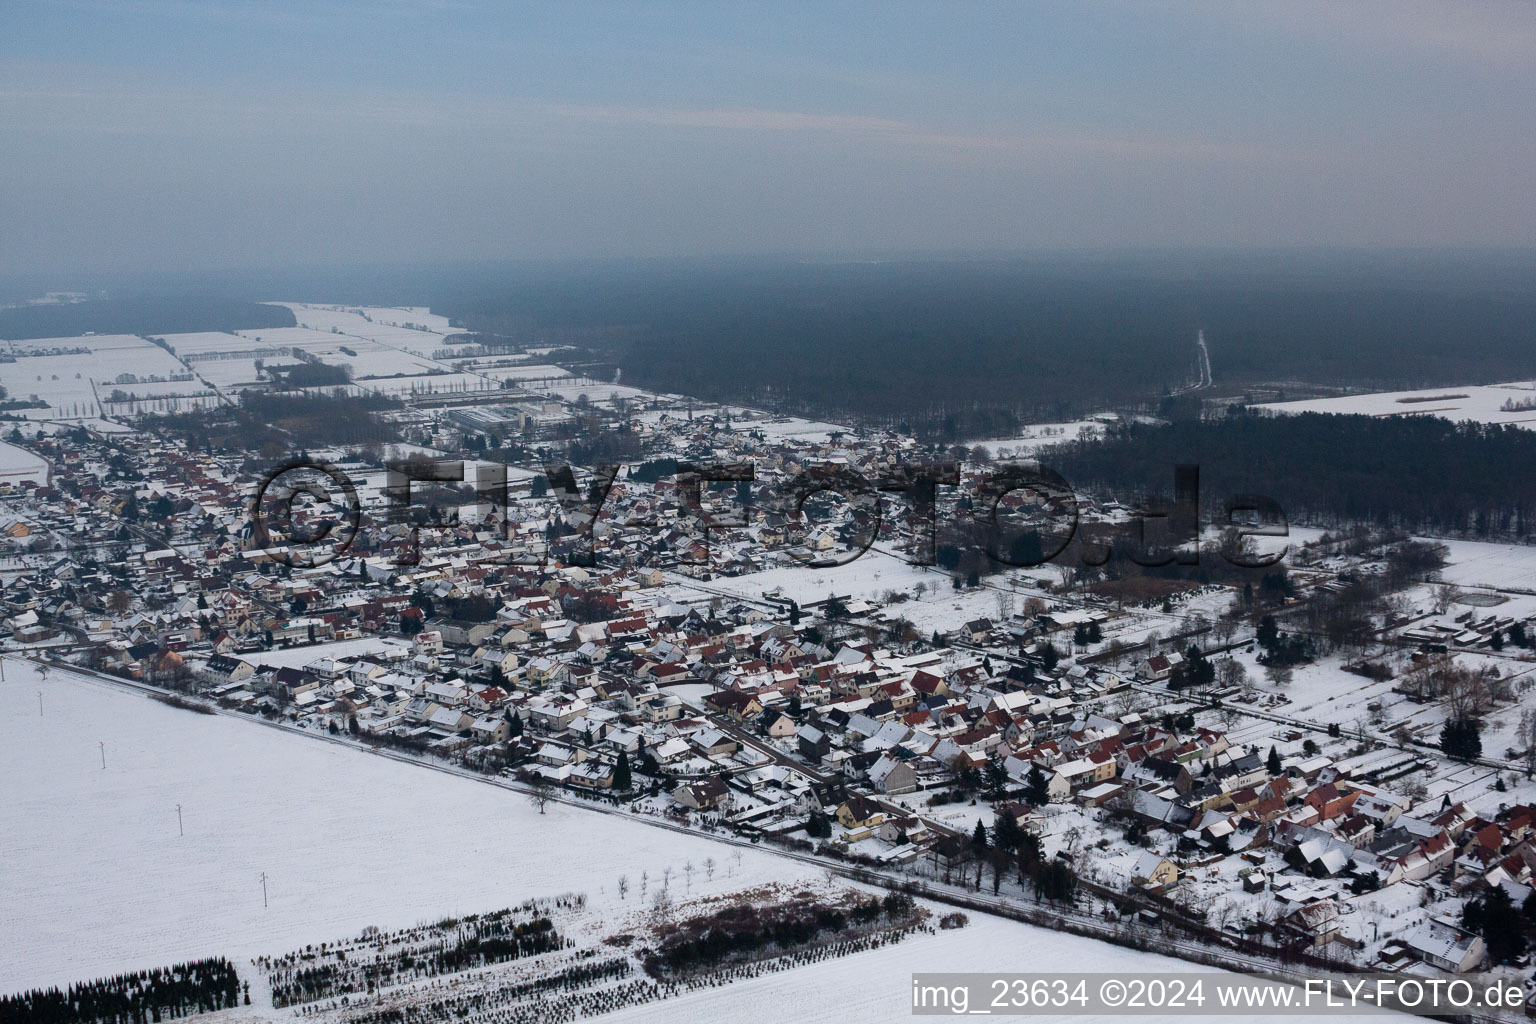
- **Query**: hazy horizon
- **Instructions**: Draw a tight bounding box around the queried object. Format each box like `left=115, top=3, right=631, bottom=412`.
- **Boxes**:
left=3, top=0, right=1534, bottom=282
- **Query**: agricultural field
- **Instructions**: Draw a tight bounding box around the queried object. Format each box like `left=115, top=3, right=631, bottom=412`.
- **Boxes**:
left=271, top=304, right=462, bottom=360
left=1257, top=381, right=1536, bottom=428
left=0, top=334, right=189, bottom=422
left=0, top=439, right=49, bottom=482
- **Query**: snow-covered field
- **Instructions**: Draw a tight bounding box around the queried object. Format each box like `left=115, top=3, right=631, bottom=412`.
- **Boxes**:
left=461, top=362, right=573, bottom=382
left=349, top=371, right=498, bottom=397
left=969, top=419, right=1107, bottom=455
left=0, top=662, right=817, bottom=992
left=592, top=910, right=1387, bottom=1024
left=269, top=304, right=461, bottom=360
left=533, top=380, right=655, bottom=406
left=660, top=545, right=1016, bottom=633
left=0, top=335, right=189, bottom=421
left=1437, top=538, right=1536, bottom=592
left=0, top=439, right=48, bottom=481
left=229, top=636, right=415, bottom=669
left=728, top=414, right=849, bottom=444
left=1258, top=381, right=1536, bottom=428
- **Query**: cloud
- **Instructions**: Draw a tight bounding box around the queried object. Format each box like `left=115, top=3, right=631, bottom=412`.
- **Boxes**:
left=0, top=64, right=1316, bottom=171
left=1186, top=0, right=1536, bottom=69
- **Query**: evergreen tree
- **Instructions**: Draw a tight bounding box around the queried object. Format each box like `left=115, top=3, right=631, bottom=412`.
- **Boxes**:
left=992, top=810, right=1023, bottom=853
left=1441, top=718, right=1483, bottom=761
left=983, top=754, right=1010, bottom=799
left=1016, top=831, right=1042, bottom=876
left=1466, top=886, right=1524, bottom=963
left=614, top=749, right=632, bottom=791
left=1267, top=745, right=1283, bottom=777
left=1026, top=764, right=1050, bottom=806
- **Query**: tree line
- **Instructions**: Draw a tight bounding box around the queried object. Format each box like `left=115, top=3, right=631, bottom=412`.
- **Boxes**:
left=1048, top=412, right=1536, bottom=539
left=1, top=958, right=242, bottom=1024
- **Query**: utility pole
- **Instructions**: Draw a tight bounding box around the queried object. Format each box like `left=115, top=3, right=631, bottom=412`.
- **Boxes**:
left=99, top=741, right=106, bottom=769
left=176, top=804, right=183, bottom=836
left=38, top=691, right=43, bottom=716
left=259, top=872, right=268, bottom=908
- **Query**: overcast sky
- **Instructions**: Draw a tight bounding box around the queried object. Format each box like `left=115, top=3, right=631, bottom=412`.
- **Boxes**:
left=2, top=0, right=1533, bottom=279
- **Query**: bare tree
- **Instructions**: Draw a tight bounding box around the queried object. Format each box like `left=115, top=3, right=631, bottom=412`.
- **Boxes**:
left=1436, top=659, right=1493, bottom=721
left=1431, top=582, right=1460, bottom=615
left=617, top=874, right=629, bottom=900
left=1218, top=703, right=1243, bottom=731
left=525, top=776, right=553, bottom=815
left=703, top=856, right=716, bottom=880
left=1521, top=710, right=1536, bottom=777
left=650, top=886, right=674, bottom=925
left=1216, top=658, right=1248, bottom=690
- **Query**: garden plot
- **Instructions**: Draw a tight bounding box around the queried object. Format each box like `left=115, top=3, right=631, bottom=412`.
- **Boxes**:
left=266, top=882, right=932, bottom=1024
